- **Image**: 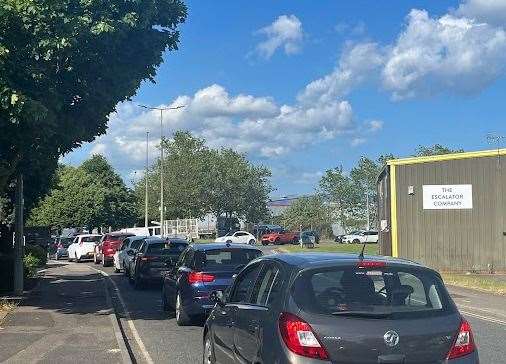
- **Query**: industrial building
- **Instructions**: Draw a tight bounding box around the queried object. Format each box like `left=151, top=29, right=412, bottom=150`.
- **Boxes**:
left=377, top=149, right=506, bottom=272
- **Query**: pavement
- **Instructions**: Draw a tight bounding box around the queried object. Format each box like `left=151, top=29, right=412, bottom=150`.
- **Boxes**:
left=0, top=262, right=126, bottom=364
left=1, top=245, right=505, bottom=364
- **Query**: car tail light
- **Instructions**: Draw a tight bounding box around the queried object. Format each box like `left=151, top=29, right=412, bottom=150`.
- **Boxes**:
left=188, top=272, right=215, bottom=284
left=278, top=312, right=329, bottom=360
left=447, top=318, right=476, bottom=360
left=357, top=260, right=386, bottom=269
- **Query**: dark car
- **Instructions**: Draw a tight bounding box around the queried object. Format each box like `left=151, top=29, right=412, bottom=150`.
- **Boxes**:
left=300, top=230, right=320, bottom=244
left=203, top=253, right=478, bottom=364
left=162, top=243, right=262, bottom=326
left=54, top=237, right=73, bottom=260
left=130, top=237, right=189, bottom=289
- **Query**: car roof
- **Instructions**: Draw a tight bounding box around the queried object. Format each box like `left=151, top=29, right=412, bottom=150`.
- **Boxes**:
left=76, top=234, right=101, bottom=238
left=106, top=231, right=135, bottom=237
left=261, top=253, right=424, bottom=269
left=190, top=242, right=261, bottom=251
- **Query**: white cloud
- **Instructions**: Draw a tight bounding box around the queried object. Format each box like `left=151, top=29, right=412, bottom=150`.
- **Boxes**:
left=254, top=15, right=304, bottom=59
left=368, top=120, right=384, bottom=132
left=457, top=0, right=506, bottom=26
left=298, top=42, right=384, bottom=104
left=382, top=9, right=506, bottom=99
left=350, top=137, right=367, bottom=147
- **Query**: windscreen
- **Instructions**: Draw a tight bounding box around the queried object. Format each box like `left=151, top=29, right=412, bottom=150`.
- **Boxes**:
left=292, top=266, right=454, bottom=318
left=131, top=239, right=144, bottom=250
left=81, top=236, right=101, bottom=242
left=146, top=241, right=188, bottom=255
left=195, top=249, right=262, bottom=271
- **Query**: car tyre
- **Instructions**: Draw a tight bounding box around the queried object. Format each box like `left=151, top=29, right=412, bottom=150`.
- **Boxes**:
left=175, top=293, right=192, bottom=326
left=261, top=241, right=268, bottom=246
left=93, top=253, right=99, bottom=265
left=226, top=240, right=232, bottom=244
left=274, top=238, right=280, bottom=245
left=75, top=253, right=81, bottom=263
left=203, top=332, right=216, bottom=364
left=248, top=239, right=255, bottom=245
left=55, top=254, right=59, bottom=261
left=102, top=256, right=108, bottom=267
left=352, top=239, right=360, bottom=244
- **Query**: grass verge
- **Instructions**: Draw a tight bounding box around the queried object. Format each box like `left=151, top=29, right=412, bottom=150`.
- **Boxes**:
left=278, top=242, right=379, bottom=255
left=441, top=273, right=506, bottom=295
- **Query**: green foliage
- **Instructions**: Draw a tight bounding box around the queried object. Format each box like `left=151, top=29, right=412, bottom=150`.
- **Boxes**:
left=0, top=0, right=187, bottom=194
left=25, top=244, right=47, bottom=266
left=135, top=131, right=272, bottom=223
left=28, top=155, right=137, bottom=230
left=281, top=196, right=331, bottom=233
left=414, top=144, right=463, bottom=157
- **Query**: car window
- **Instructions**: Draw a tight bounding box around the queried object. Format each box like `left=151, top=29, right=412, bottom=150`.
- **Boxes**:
left=183, top=249, right=194, bottom=267
left=251, top=263, right=282, bottom=307
left=131, top=239, right=144, bottom=250
left=194, top=249, right=262, bottom=271
left=229, top=263, right=263, bottom=303
left=234, top=232, right=246, bottom=237
left=292, top=266, right=453, bottom=318
left=120, top=240, right=129, bottom=250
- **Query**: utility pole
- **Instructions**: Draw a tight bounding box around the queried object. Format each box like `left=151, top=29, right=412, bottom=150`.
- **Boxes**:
left=138, top=104, right=185, bottom=237
left=145, top=131, right=149, bottom=228
left=13, top=173, right=24, bottom=296
left=366, top=191, right=370, bottom=231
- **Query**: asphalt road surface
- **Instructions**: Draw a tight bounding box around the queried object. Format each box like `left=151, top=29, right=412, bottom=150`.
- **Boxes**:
left=80, top=244, right=504, bottom=364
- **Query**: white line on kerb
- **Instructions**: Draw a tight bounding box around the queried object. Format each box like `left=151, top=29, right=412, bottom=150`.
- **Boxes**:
left=89, top=266, right=155, bottom=364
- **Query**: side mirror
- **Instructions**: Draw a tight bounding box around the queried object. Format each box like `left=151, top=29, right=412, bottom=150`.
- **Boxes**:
left=209, top=290, right=225, bottom=307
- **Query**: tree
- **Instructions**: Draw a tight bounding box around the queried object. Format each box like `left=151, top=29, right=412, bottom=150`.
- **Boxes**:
left=0, top=0, right=187, bottom=195
left=414, top=144, right=463, bottom=157
left=28, top=156, right=137, bottom=230
left=281, top=196, right=332, bottom=233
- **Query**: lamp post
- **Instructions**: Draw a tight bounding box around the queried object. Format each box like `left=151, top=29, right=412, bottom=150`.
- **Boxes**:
left=138, top=104, right=185, bottom=237
left=145, top=131, right=149, bottom=228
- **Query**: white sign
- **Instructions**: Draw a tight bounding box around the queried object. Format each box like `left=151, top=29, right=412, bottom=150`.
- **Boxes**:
left=423, top=185, right=473, bottom=210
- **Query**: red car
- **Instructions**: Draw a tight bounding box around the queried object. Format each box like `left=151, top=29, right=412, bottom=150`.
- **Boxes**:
left=94, top=232, right=134, bottom=267
left=261, top=230, right=299, bottom=245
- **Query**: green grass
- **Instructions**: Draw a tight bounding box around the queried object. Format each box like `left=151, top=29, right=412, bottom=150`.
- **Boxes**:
left=441, top=273, right=506, bottom=295
left=278, top=242, right=379, bottom=255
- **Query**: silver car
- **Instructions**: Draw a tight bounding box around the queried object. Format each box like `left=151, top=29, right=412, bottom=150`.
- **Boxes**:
left=204, top=253, right=478, bottom=364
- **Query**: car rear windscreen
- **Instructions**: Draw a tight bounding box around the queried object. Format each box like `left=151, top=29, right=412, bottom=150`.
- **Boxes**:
left=146, top=242, right=188, bottom=255
left=195, top=249, right=262, bottom=271
left=81, top=236, right=101, bottom=242
left=292, top=266, right=454, bottom=318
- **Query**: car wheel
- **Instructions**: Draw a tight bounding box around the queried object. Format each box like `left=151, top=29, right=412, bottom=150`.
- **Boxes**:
left=175, top=293, right=192, bottom=326
left=102, top=256, right=108, bottom=267
left=352, top=239, right=360, bottom=244
left=226, top=240, right=232, bottom=244
left=93, top=253, right=99, bottom=264
left=55, top=254, right=59, bottom=261
left=114, top=267, right=120, bottom=273
left=203, top=332, right=216, bottom=364
left=248, top=239, right=255, bottom=245
left=274, top=238, right=280, bottom=245
left=75, top=253, right=81, bottom=263
left=261, top=241, right=268, bottom=246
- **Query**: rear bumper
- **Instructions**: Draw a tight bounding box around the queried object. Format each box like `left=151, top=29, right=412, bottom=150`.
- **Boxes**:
left=448, top=351, right=479, bottom=364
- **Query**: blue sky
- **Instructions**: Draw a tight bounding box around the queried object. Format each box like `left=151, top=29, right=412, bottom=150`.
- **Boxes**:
left=65, top=0, right=506, bottom=196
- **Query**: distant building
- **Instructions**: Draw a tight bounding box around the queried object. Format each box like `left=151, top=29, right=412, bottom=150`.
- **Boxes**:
left=267, top=196, right=301, bottom=217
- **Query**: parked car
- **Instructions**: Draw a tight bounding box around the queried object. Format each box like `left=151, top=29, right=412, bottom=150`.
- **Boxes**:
left=343, top=230, right=379, bottom=244
left=300, top=230, right=320, bottom=244
left=129, top=237, right=189, bottom=289
left=94, top=232, right=135, bottom=267
left=252, top=224, right=283, bottom=237
left=203, top=253, right=479, bottom=364
left=114, top=236, right=147, bottom=274
left=53, top=236, right=74, bottom=260
left=214, top=231, right=256, bottom=245
left=67, top=234, right=102, bottom=262
left=334, top=234, right=345, bottom=243
left=162, top=243, right=262, bottom=326
left=261, top=229, right=299, bottom=245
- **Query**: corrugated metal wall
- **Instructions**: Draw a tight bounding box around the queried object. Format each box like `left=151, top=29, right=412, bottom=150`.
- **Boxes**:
left=395, top=156, right=506, bottom=272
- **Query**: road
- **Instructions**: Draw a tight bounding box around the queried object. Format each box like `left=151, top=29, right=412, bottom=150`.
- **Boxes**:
left=42, top=244, right=505, bottom=364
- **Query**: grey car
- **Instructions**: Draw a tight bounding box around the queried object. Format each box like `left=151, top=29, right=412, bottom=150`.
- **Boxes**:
left=203, top=253, right=478, bottom=364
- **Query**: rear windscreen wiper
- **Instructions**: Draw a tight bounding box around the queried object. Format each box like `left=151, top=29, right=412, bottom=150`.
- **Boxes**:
left=331, top=311, right=392, bottom=318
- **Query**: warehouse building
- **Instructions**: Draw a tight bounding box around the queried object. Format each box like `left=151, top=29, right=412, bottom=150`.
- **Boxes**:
left=377, top=149, right=506, bottom=272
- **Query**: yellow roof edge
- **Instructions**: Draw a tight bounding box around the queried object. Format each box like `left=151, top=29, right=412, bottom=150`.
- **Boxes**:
left=387, top=148, right=506, bottom=166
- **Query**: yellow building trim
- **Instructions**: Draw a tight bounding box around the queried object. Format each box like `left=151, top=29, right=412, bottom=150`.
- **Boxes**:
left=387, top=148, right=506, bottom=166
left=390, top=165, right=398, bottom=258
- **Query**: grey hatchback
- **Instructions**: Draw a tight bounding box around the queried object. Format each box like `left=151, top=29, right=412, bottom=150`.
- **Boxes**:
left=203, top=253, right=478, bottom=364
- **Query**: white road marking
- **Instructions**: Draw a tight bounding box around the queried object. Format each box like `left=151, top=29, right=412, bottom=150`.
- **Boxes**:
left=88, top=265, right=155, bottom=364
left=460, top=310, right=506, bottom=327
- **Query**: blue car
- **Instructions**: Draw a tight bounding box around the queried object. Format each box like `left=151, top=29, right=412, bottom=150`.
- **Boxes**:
left=161, top=243, right=262, bottom=326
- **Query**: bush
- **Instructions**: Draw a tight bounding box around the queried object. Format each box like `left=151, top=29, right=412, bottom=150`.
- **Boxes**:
left=23, top=253, right=41, bottom=278
left=25, top=244, right=47, bottom=266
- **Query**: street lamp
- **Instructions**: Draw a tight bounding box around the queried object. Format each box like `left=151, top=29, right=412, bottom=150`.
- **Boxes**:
left=138, top=104, right=185, bottom=236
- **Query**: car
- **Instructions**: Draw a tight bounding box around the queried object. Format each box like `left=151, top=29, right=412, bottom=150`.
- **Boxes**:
left=162, top=243, right=262, bottom=326
left=203, top=253, right=479, bottom=364
left=261, top=229, right=299, bottom=245
left=343, top=230, right=379, bottom=244
left=94, top=232, right=135, bottom=267
left=53, top=236, right=73, bottom=260
left=334, top=234, right=346, bottom=243
left=214, top=231, right=256, bottom=245
left=300, top=230, right=320, bottom=245
left=114, top=235, right=147, bottom=274
left=129, top=237, right=189, bottom=289
left=252, top=224, right=283, bottom=238
left=67, top=234, right=102, bottom=262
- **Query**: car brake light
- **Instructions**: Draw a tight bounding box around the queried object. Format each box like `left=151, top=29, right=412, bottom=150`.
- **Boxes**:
left=188, top=272, right=215, bottom=284
left=278, top=312, right=329, bottom=360
left=447, top=318, right=475, bottom=360
left=357, top=260, right=386, bottom=269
